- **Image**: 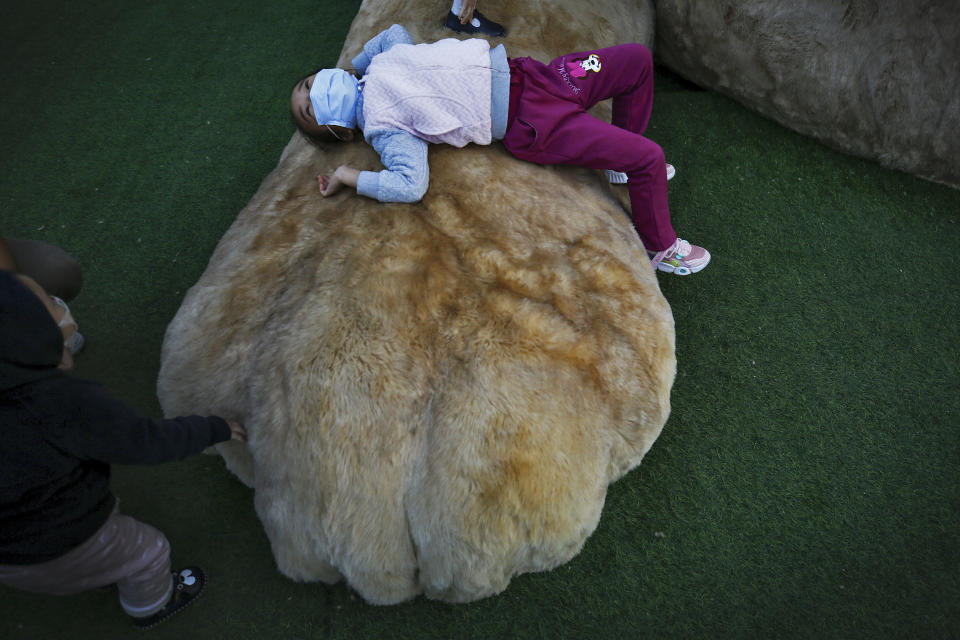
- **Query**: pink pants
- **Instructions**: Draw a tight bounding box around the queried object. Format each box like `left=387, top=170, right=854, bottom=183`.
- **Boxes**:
left=0, top=502, right=173, bottom=618
left=503, top=44, right=676, bottom=251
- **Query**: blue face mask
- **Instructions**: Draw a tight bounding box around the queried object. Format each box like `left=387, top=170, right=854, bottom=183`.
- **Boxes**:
left=309, top=69, right=359, bottom=130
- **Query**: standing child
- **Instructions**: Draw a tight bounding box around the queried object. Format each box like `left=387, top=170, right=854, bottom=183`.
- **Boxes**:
left=0, top=270, right=247, bottom=629
left=291, top=24, right=709, bottom=275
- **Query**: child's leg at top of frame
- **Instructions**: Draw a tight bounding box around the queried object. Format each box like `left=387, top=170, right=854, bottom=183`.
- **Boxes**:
left=548, top=43, right=655, bottom=134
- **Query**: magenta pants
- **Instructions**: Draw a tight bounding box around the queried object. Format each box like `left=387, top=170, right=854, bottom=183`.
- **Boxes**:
left=503, top=44, right=676, bottom=251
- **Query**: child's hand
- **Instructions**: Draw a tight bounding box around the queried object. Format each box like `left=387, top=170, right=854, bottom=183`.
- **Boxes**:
left=317, top=165, right=360, bottom=197
left=227, top=420, right=248, bottom=443
left=317, top=173, right=342, bottom=197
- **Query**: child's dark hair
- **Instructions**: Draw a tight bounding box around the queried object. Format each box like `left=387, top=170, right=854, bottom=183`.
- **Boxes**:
left=291, top=68, right=329, bottom=146
left=290, top=68, right=360, bottom=146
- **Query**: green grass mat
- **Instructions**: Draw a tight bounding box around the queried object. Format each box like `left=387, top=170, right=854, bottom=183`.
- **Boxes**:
left=2, top=2, right=958, bottom=638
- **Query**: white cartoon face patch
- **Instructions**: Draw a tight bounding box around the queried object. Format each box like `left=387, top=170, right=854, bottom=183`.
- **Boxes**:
left=566, top=54, right=602, bottom=78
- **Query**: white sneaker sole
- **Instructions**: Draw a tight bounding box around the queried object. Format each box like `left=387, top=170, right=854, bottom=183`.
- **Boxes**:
left=606, top=164, right=676, bottom=184
left=656, top=250, right=711, bottom=275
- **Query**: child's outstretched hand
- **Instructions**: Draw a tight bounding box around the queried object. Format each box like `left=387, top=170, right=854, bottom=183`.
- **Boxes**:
left=317, top=174, right=340, bottom=196
left=227, top=420, right=248, bottom=443
left=317, top=165, right=360, bottom=197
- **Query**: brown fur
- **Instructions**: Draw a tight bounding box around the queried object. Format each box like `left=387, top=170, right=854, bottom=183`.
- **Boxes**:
left=157, top=0, right=672, bottom=604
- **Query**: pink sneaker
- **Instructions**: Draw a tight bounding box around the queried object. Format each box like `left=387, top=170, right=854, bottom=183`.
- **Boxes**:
left=649, top=238, right=711, bottom=275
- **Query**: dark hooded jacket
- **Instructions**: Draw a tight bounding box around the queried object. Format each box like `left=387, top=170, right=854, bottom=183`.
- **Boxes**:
left=0, top=271, right=230, bottom=564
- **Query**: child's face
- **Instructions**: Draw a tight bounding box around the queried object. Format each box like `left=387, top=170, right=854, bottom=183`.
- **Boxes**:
left=291, top=74, right=325, bottom=136
left=290, top=74, right=355, bottom=142
left=290, top=74, right=353, bottom=142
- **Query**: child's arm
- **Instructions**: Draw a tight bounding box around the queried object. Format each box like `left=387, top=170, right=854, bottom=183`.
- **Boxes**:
left=360, top=129, right=429, bottom=202
left=45, top=378, right=239, bottom=465
left=352, top=24, right=414, bottom=74
left=317, top=129, right=429, bottom=203
left=317, top=166, right=360, bottom=197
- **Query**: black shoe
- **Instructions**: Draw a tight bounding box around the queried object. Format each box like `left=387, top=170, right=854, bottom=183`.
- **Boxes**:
left=132, top=566, right=207, bottom=630
left=443, top=10, right=506, bottom=37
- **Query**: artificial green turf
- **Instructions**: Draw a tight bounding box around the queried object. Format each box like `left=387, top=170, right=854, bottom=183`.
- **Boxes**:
left=2, top=2, right=958, bottom=638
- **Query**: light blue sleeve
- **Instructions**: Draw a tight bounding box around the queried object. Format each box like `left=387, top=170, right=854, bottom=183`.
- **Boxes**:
left=356, top=129, right=429, bottom=203
left=351, top=24, right=415, bottom=74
